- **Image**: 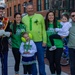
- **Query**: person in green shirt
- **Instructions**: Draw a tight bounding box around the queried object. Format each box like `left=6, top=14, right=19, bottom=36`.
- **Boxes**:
left=22, top=4, right=47, bottom=75
left=10, top=12, right=26, bottom=75
left=45, top=11, right=63, bottom=75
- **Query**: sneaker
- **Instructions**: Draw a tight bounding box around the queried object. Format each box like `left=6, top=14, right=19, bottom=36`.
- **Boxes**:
left=51, top=74, right=56, bottom=75
left=49, top=46, right=56, bottom=51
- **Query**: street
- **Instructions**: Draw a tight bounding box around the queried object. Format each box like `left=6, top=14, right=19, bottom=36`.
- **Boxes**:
left=0, top=48, right=69, bottom=75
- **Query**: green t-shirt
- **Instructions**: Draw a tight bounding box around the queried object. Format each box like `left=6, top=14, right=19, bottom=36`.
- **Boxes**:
left=47, top=21, right=63, bottom=48
left=10, top=23, right=26, bottom=48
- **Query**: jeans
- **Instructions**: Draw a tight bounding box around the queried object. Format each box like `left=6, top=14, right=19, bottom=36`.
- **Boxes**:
left=31, top=63, right=37, bottom=75
left=0, top=52, right=8, bottom=75
left=69, top=48, right=75, bottom=75
left=32, top=42, right=46, bottom=75
left=46, top=47, right=63, bottom=74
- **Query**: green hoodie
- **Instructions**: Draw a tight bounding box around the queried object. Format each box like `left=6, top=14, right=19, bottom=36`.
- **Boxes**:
left=22, top=13, right=47, bottom=43
left=10, top=23, right=26, bottom=48
left=47, top=21, right=63, bottom=48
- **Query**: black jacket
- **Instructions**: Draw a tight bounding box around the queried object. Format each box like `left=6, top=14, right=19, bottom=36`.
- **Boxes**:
left=0, top=20, right=12, bottom=53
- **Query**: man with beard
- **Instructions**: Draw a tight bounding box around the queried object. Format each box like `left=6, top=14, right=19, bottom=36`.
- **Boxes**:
left=67, top=10, right=75, bottom=75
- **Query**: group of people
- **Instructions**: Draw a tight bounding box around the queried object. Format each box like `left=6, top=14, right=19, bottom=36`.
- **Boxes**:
left=0, top=3, right=75, bottom=75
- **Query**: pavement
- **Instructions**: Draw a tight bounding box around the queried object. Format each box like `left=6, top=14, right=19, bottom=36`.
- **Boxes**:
left=0, top=48, right=69, bottom=75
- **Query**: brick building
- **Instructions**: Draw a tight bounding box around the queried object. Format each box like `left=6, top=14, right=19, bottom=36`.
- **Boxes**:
left=4, top=0, right=75, bottom=21
left=5, top=0, right=50, bottom=21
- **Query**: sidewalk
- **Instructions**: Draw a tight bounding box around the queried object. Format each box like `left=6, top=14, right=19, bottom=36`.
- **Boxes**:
left=0, top=48, right=68, bottom=75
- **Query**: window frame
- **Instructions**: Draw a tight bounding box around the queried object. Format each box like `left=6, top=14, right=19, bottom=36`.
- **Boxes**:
left=18, top=4, right=21, bottom=13
left=37, top=0, right=41, bottom=11
left=44, top=0, right=49, bottom=10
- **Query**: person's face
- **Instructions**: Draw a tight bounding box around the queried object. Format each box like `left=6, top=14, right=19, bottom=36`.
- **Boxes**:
left=26, top=5, right=34, bottom=16
left=61, top=16, right=68, bottom=23
left=48, top=12, right=54, bottom=22
left=15, top=14, right=21, bottom=24
left=23, top=34, right=30, bottom=41
left=71, top=12, right=75, bottom=22
left=0, top=9, right=3, bottom=17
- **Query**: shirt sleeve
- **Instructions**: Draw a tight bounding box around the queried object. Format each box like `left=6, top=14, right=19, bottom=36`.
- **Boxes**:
left=28, top=40, right=37, bottom=54
left=19, top=42, right=25, bottom=54
left=41, top=15, right=47, bottom=44
left=57, top=22, right=72, bottom=33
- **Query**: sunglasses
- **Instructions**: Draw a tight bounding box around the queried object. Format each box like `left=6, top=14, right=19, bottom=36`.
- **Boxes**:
left=71, top=15, right=75, bottom=17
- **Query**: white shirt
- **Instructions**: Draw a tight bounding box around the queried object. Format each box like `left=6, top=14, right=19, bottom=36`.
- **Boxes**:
left=55, top=22, right=72, bottom=36
left=19, top=40, right=37, bottom=57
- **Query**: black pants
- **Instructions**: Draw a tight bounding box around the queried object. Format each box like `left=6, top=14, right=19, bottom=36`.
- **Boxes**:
left=69, top=48, right=75, bottom=75
left=49, top=34, right=61, bottom=46
left=23, top=64, right=32, bottom=74
left=46, top=47, right=63, bottom=74
left=12, top=48, right=21, bottom=74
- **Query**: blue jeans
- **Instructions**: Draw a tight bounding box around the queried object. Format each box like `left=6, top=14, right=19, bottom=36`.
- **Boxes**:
left=69, top=48, right=75, bottom=75
left=0, top=52, right=8, bottom=75
left=32, top=42, right=46, bottom=75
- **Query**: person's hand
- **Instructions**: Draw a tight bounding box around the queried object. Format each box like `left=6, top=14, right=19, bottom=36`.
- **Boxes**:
left=0, top=29, right=5, bottom=36
left=4, top=32, right=11, bottom=37
left=55, top=28, right=60, bottom=32
left=42, top=43, right=46, bottom=47
left=23, top=51, right=30, bottom=54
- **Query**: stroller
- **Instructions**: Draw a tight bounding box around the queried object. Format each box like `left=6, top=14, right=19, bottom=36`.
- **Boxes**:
left=60, top=38, right=69, bottom=66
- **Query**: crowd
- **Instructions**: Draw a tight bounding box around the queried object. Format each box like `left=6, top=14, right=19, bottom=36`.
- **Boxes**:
left=0, top=2, right=75, bottom=75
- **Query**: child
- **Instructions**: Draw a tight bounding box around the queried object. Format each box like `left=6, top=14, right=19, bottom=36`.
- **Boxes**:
left=19, top=32, right=37, bottom=75
left=49, top=14, right=72, bottom=51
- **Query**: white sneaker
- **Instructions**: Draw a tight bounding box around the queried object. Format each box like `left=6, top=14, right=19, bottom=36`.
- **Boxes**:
left=49, top=46, right=56, bottom=51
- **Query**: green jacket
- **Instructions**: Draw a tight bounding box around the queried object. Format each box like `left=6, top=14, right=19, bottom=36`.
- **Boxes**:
left=47, top=21, right=63, bottom=48
left=10, top=23, right=26, bottom=48
left=22, top=13, right=47, bottom=43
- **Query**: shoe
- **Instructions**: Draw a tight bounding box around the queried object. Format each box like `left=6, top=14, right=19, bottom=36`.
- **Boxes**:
left=15, top=74, right=19, bottom=75
left=49, top=46, right=56, bottom=51
left=51, top=74, right=56, bottom=75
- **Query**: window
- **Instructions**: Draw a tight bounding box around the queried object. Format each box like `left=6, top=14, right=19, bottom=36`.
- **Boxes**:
left=37, top=0, right=41, bottom=11
left=24, top=7, right=26, bottom=13
left=7, top=8, right=9, bottom=17
left=23, top=2, right=27, bottom=13
left=10, top=7, right=12, bottom=16
left=70, top=0, right=74, bottom=9
left=44, top=0, right=49, bottom=10
left=29, top=0, right=33, bottom=4
left=18, top=4, right=21, bottom=13
left=14, top=5, right=16, bottom=14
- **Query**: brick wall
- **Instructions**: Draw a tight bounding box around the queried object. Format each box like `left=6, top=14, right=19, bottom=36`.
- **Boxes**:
left=5, top=0, right=48, bottom=21
left=5, top=0, right=75, bottom=21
